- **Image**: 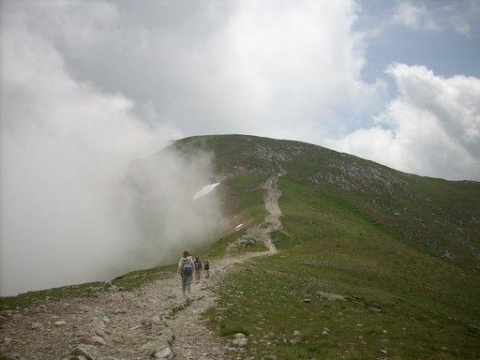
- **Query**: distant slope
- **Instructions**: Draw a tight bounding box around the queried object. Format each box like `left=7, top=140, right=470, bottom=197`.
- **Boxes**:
left=172, top=134, right=480, bottom=274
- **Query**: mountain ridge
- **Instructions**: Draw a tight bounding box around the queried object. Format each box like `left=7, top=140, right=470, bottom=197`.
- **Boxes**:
left=171, top=134, right=480, bottom=274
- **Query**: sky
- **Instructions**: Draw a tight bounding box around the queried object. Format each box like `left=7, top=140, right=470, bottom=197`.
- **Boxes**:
left=1, top=0, right=479, bottom=295
left=2, top=0, right=480, bottom=181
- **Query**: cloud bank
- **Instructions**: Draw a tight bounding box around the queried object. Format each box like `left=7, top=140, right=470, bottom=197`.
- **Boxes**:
left=0, top=3, right=223, bottom=296
left=328, top=63, right=480, bottom=180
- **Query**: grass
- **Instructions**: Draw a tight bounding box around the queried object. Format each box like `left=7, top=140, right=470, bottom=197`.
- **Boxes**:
left=203, top=177, right=480, bottom=359
left=207, top=243, right=480, bottom=359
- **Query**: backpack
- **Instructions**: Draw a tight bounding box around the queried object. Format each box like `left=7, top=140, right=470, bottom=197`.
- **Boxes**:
left=182, top=260, right=193, bottom=276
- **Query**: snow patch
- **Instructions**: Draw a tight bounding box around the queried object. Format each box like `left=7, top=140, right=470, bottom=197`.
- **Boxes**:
left=193, top=183, right=220, bottom=201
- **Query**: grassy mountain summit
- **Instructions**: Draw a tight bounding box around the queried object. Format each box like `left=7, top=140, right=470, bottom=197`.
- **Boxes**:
left=173, top=134, right=480, bottom=358
left=174, top=134, right=480, bottom=273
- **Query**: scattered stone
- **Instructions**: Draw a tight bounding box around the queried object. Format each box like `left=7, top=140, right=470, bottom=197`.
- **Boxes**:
left=302, top=298, right=311, bottom=303
left=142, top=318, right=153, bottom=328
left=54, top=320, right=67, bottom=326
left=31, top=322, right=43, bottom=330
left=71, top=344, right=97, bottom=360
left=92, top=318, right=106, bottom=331
left=316, top=291, right=346, bottom=301
left=154, top=347, right=174, bottom=359
left=36, top=304, right=47, bottom=313
left=232, top=333, right=248, bottom=347
left=78, top=305, right=91, bottom=313
left=142, top=328, right=174, bottom=357
left=91, top=335, right=107, bottom=346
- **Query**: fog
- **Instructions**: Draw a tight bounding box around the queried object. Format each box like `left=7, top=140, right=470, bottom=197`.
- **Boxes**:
left=0, top=124, right=225, bottom=297
left=0, top=8, right=225, bottom=296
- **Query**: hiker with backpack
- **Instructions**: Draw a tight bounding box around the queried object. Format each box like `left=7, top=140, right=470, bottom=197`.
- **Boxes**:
left=204, top=259, right=210, bottom=278
left=178, top=250, right=194, bottom=298
left=194, top=257, right=202, bottom=282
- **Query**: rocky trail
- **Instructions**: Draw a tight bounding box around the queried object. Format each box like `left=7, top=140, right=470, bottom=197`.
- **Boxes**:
left=0, top=175, right=283, bottom=360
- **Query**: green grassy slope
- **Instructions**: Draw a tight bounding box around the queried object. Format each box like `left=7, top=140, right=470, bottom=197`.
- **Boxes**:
left=175, top=134, right=480, bottom=274
left=174, top=135, right=480, bottom=359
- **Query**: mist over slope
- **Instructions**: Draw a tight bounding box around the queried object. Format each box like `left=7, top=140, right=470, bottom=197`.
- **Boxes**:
left=126, top=146, right=226, bottom=267
left=0, top=138, right=225, bottom=297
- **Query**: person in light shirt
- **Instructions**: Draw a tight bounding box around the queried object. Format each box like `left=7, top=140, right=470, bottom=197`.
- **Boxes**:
left=178, top=250, right=194, bottom=298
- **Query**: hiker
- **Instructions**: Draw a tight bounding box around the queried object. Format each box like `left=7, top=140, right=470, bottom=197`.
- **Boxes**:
left=178, top=250, right=194, bottom=298
left=194, top=257, right=202, bottom=282
left=204, top=259, right=210, bottom=278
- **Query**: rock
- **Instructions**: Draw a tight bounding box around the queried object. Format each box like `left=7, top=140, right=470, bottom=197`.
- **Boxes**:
left=154, top=347, right=174, bottom=359
left=54, top=320, right=67, bottom=326
left=290, top=330, right=302, bottom=344
left=316, top=291, right=346, bottom=301
left=232, top=333, right=248, bottom=347
left=142, top=318, right=153, bottom=328
left=78, top=305, right=91, bottom=313
left=71, top=344, right=97, bottom=360
left=91, top=335, right=107, bottom=346
left=92, top=318, right=106, bottom=330
left=92, top=317, right=109, bottom=339
left=31, top=322, right=43, bottom=330
left=36, top=304, right=47, bottom=313
left=142, top=328, right=175, bottom=357
left=301, top=298, right=311, bottom=303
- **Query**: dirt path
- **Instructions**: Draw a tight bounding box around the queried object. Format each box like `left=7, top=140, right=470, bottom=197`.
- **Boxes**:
left=0, top=175, right=282, bottom=360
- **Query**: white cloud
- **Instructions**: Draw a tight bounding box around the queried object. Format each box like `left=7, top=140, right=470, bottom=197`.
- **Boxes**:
left=393, top=0, right=476, bottom=36
left=394, top=1, right=440, bottom=32
left=328, top=63, right=480, bottom=181
left=8, top=0, right=383, bottom=143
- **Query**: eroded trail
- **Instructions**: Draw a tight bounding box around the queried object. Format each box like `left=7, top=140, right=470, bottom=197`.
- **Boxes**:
left=0, top=175, right=283, bottom=360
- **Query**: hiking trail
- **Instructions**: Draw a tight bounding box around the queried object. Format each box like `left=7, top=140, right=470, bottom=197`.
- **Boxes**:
left=0, top=175, right=283, bottom=360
